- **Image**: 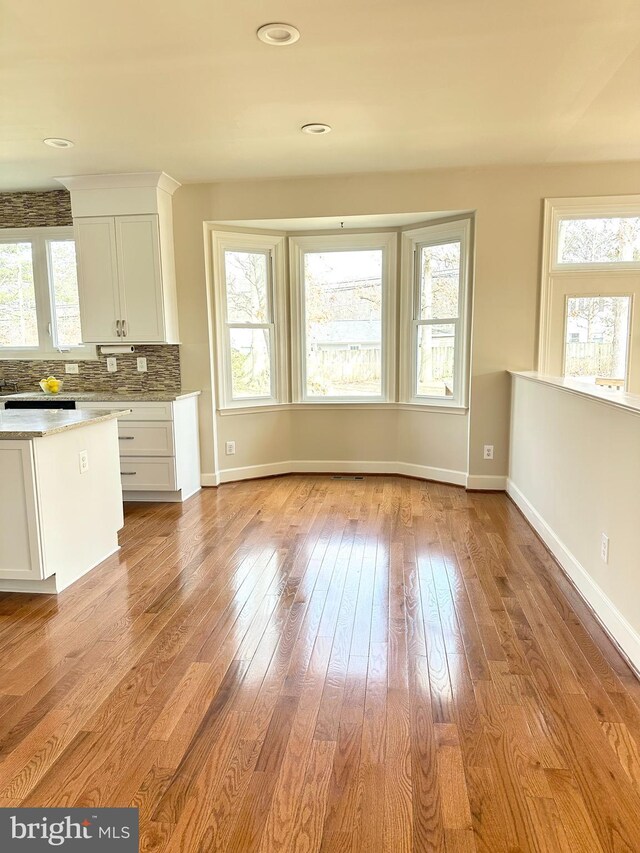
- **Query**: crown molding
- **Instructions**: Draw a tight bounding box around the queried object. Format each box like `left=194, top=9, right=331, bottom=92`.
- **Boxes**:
left=55, top=171, right=181, bottom=195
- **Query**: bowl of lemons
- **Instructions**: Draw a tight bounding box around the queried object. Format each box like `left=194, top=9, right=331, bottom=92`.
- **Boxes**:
left=39, top=376, right=63, bottom=395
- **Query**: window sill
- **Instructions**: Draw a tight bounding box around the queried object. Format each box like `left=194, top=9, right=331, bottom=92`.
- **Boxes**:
left=217, top=402, right=469, bottom=416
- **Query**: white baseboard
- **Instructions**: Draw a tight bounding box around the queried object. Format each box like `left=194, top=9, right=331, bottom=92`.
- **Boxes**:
left=507, top=478, right=640, bottom=672
left=218, top=461, right=292, bottom=483
left=123, top=490, right=184, bottom=503
left=466, top=474, right=508, bottom=491
left=216, top=459, right=468, bottom=487
left=201, top=473, right=221, bottom=487
left=393, top=462, right=467, bottom=486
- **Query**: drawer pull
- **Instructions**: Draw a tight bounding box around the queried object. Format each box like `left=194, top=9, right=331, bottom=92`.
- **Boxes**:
left=118, top=436, right=135, bottom=440
left=121, top=471, right=137, bottom=476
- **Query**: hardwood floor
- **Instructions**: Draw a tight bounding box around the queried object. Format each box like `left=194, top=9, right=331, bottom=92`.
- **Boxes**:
left=1, top=474, right=640, bottom=851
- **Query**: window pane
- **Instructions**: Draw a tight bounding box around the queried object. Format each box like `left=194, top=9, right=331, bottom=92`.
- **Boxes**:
left=419, top=241, right=460, bottom=319
left=48, top=240, right=82, bottom=347
left=558, top=218, right=640, bottom=264
left=229, top=327, right=271, bottom=398
left=416, top=324, right=455, bottom=398
left=0, top=242, right=38, bottom=347
left=564, top=296, right=631, bottom=387
left=224, top=250, right=269, bottom=323
left=304, top=250, right=382, bottom=397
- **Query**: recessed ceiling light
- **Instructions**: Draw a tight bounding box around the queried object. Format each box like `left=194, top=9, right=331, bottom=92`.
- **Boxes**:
left=257, top=23, right=300, bottom=46
left=43, top=137, right=74, bottom=149
left=301, top=123, right=332, bottom=135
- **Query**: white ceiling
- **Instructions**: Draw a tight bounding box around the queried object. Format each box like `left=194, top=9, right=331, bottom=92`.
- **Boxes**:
left=2, top=0, right=640, bottom=191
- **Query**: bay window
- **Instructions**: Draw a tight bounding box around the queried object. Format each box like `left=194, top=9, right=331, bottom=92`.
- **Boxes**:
left=290, top=233, right=396, bottom=402
left=400, top=219, right=471, bottom=407
left=211, top=231, right=287, bottom=408
left=211, top=220, right=471, bottom=411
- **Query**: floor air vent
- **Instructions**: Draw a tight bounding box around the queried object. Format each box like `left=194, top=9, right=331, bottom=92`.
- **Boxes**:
left=331, top=475, right=365, bottom=480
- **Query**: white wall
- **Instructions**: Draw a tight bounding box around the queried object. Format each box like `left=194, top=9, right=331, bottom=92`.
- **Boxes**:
left=508, top=373, right=640, bottom=669
left=173, top=161, right=640, bottom=486
left=216, top=407, right=468, bottom=484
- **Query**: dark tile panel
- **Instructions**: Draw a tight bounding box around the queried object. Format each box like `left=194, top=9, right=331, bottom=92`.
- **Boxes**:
left=0, top=191, right=73, bottom=228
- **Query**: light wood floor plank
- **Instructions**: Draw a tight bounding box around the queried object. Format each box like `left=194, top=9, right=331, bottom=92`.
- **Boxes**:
left=0, top=475, right=638, bottom=851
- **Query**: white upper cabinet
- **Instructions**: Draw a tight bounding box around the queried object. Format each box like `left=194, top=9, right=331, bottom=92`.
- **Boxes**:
left=115, top=215, right=164, bottom=342
left=75, top=217, right=121, bottom=343
left=56, top=172, right=180, bottom=344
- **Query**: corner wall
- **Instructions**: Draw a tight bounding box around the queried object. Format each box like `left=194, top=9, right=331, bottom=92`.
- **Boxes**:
left=508, top=373, right=640, bottom=669
left=214, top=407, right=469, bottom=485
left=172, top=161, right=640, bottom=484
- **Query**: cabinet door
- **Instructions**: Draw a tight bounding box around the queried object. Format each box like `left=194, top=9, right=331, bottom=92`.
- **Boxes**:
left=75, top=217, right=122, bottom=342
left=0, top=442, right=43, bottom=580
left=116, top=215, right=165, bottom=342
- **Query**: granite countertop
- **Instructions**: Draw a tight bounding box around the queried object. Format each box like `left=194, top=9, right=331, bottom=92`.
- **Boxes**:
left=0, top=390, right=201, bottom=404
left=0, top=408, right=132, bottom=439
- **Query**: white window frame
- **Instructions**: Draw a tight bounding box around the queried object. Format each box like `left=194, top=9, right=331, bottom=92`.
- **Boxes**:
left=211, top=230, right=287, bottom=410
left=289, top=232, right=397, bottom=403
left=539, top=195, right=640, bottom=375
left=399, top=218, right=472, bottom=408
left=546, top=195, right=640, bottom=273
left=561, top=292, right=634, bottom=390
left=0, top=226, right=94, bottom=360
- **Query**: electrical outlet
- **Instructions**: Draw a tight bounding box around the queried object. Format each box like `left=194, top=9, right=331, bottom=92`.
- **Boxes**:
left=65, top=363, right=79, bottom=374
left=106, top=357, right=117, bottom=373
left=483, top=444, right=494, bottom=460
left=225, top=441, right=236, bottom=455
left=79, top=450, right=89, bottom=474
left=601, top=533, right=609, bottom=564
left=137, top=357, right=147, bottom=373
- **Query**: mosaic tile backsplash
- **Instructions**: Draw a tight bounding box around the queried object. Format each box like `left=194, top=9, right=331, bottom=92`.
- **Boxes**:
left=0, top=346, right=182, bottom=395
left=0, top=190, right=73, bottom=228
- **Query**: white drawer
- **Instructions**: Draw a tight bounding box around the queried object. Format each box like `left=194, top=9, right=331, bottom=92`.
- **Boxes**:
left=120, top=457, right=176, bottom=491
left=117, top=422, right=174, bottom=456
left=77, top=401, right=173, bottom=421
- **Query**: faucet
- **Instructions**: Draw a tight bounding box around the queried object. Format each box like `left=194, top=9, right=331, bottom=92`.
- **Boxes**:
left=0, top=380, right=18, bottom=394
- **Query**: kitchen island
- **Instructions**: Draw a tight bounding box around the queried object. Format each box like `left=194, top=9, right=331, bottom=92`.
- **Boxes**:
left=0, top=408, right=130, bottom=593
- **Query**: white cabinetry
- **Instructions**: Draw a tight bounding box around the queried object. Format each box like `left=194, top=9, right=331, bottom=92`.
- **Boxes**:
left=56, top=172, right=180, bottom=345
left=0, top=420, right=124, bottom=592
left=0, top=442, right=42, bottom=581
left=74, top=218, right=121, bottom=342
left=75, top=214, right=170, bottom=343
left=77, top=395, right=200, bottom=502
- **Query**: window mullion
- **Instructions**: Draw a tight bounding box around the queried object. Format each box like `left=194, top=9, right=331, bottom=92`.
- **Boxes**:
left=32, top=237, right=54, bottom=352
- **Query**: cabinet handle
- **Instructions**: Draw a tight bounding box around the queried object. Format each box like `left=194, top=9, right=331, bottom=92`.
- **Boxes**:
left=122, top=319, right=127, bottom=337
left=118, top=436, right=135, bottom=440
left=121, top=471, right=137, bottom=476
left=116, top=319, right=121, bottom=337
